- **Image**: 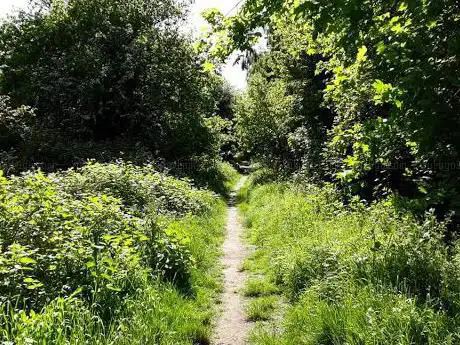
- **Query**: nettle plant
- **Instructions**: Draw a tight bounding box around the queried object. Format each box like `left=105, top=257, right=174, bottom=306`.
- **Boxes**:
left=0, top=171, right=147, bottom=312
left=58, top=161, right=215, bottom=216
left=0, top=163, right=212, bottom=316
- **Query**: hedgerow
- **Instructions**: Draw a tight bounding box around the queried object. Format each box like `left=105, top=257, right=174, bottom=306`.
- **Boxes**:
left=204, top=0, right=460, bottom=225
left=0, top=161, right=230, bottom=344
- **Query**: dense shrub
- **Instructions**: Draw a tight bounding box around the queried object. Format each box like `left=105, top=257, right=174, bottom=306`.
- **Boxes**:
left=169, top=158, right=240, bottom=197
left=57, top=161, right=216, bottom=216
left=206, top=0, right=460, bottom=221
left=0, top=171, right=147, bottom=314
left=0, top=161, right=225, bottom=338
left=0, top=202, right=226, bottom=344
left=0, top=96, right=37, bottom=172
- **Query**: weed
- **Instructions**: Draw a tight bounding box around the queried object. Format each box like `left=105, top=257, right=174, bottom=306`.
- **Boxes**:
left=0, top=162, right=228, bottom=344
left=241, top=181, right=460, bottom=343
left=246, top=296, right=278, bottom=322
left=243, top=279, right=279, bottom=298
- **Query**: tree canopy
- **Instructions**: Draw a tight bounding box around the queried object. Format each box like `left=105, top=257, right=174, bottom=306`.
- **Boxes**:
left=205, top=0, right=460, bottom=221
left=0, top=0, right=230, bottom=168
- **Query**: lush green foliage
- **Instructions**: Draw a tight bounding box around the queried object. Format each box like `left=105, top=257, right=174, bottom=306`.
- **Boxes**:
left=58, top=161, right=215, bottom=216
left=235, top=72, right=296, bottom=170
left=0, top=162, right=230, bottom=344
left=2, top=0, right=459, bottom=342
left=241, top=180, right=460, bottom=344
left=233, top=18, right=334, bottom=176
left=169, top=158, right=241, bottom=197
left=0, top=0, right=233, bottom=169
left=205, top=0, right=460, bottom=220
left=0, top=96, right=36, bottom=172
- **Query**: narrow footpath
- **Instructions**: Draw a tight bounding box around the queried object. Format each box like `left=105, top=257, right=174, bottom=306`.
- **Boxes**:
left=213, top=177, right=249, bottom=345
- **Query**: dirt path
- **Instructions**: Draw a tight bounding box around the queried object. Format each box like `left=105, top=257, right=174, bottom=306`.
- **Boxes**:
left=213, top=177, right=249, bottom=345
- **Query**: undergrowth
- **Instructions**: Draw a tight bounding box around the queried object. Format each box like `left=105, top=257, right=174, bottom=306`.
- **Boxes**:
left=241, top=179, right=460, bottom=344
left=0, top=160, right=237, bottom=344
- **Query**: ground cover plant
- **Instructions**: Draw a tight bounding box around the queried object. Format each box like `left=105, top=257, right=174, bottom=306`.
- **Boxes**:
left=240, top=177, right=460, bottom=344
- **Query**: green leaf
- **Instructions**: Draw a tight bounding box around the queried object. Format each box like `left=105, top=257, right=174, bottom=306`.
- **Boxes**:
left=427, top=20, right=437, bottom=29
left=344, top=155, right=359, bottom=168
left=23, top=277, right=44, bottom=290
left=391, top=23, right=404, bottom=34
left=202, top=61, right=216, bottom=73
left=86, top=261, right=96, bottom=269
left=356, top=46, right=368, bottom=62
left=373, top=80, right=392, bottom=97
left=18, top=257, right=37, bottom=265
left=361, top=144, right=370, bottom=153
left=418, top=186, right=428, bottom=194
left=398, top=2, right=408, bottom=12
left=23, top=277, right=37, bottom=283
left=376, top=41, right=386, bottom=54
left=106, top=284, right=122, bottom=292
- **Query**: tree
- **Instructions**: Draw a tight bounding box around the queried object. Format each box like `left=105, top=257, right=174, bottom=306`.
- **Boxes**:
left=205, top=0, right=460, bottom=220
left=0, top=0, right=220, bottom=166
left=234, top=15, right=334, bottom=177
left=236, top=67, right=296, bottom=170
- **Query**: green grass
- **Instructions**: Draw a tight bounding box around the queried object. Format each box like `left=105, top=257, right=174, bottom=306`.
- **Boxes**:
left=221, top=161, right=241, bottom=193
left=240, top=248, right=272, bottom=274
left=1, top=200, right=227, bottom=345
left=243, top=279, right=279, bottom=298
left=238, top=179, right=285, bottom=329
left=240, top=180, right=460, bottom=344
left=111, top=280, right=218, bottom=344
left=246, top=296, right=278, bottom=322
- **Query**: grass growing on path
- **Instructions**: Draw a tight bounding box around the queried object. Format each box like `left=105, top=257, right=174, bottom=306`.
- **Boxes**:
left=243, top=279, right=279, bottom=298
left=111, top=204, right=228, bottom=345
left=237, top=177, right=286, bottom=338
left=245, top=296, right=278, bottom=321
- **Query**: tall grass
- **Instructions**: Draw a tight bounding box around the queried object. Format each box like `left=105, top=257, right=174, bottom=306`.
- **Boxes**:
left=241, top=181, right=460, bottom=344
